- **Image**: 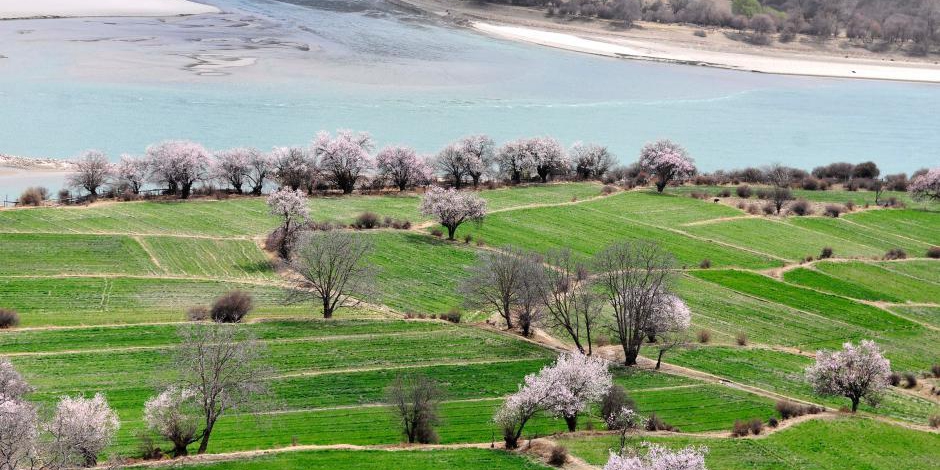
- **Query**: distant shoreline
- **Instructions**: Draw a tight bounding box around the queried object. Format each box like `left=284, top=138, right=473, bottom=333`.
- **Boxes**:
left=0, top=0, right=219, bottom=20
left=393, top=0, right=940, bottom=84
left=0, top=155, right=73, bottom=171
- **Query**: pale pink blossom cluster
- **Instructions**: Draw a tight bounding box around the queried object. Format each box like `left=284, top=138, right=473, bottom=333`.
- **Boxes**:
left=649, top=295, right=692, bottom=335
left=146, top=140, right=211, bottom=199
left=419, top=187, right=487, bottom=240
left=805, top=340, right=891, bottom=412
left=313, top=130, right=375, bottom=194
left=212, top=147, right=266, bottom=194
left=908, top=167, right=940, bottom=202
left=494, top=353, right=611, bottom=446
left=0, top=396, right=39, bottom=470
left=456, top=135, right=495, bottom=187
left=115, top=153, right=149, bottom=194
left=604, top=443, right=708, bottom=470
left=46, top=393, right=120, bottom=467
left=638, top=140, right=696, bottom=192
left=571, top=142, right=616, bottom=180
left=540, top=353, right=613, bottom=421
left=0, top=358, right=32, bottom=399
left=528, top=136, right=569, bottom=182
left=143, top=386, right=201, bottom=455
left=267, top=187, right=309, bottom=229
left=375, top=146, right=433, bottom=191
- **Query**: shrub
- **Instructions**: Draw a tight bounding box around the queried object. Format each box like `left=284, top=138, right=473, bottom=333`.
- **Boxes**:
left=761, top=202, right=776, bottom=215
left=884, top=248, right=907, bottom=260
left=442, top=309, right=462, bottom=324
left=735, top=332, right=747, bottom=346
left=806, top=404, right=823, bottom=414
left=775, top=400, right=806, bottom=420
left=690, top=191, right=709, bottom=199
left=823, top=204, right=844, bottom=217
left=699, top=259, right=711, bottom=269
left=736, top=185, right=752, bottom=198
left=844, top=201, right=856, bottom=211
left=57, top=188, right=71, bottom=204
left=211, top=290, right=253, bottom=323
left=931, top=364, right=940, bottom=378
left=548, top=445, right=568, bottom=466
left=820, top=247, right=833, bottom=259
left=463, top=233, right=473, bottom=244
left=601, top=385, right=635, bottom=427
left=694, top=29, right=707, bottom=37
left=755, top=188, right=770, bottom=199
left=430, top=228, right=443, bottom=238
left=930, top=415, right=940, bottom=428
left=749, top=418, right=764, bottom=435
left=0, top=308, right=20, bottom=329
left=927, top=247, right=940, bottom=259
left=903, top=372, right=917, bottom=389
left=187, top=305, right=210, bottom=322
left=17, top=186, right=48, bottom=206
left=746, top=203, right=760, bottom=215
left=716, top=188, right=731, bottom=198
left=888, top=372, right=901, bottom=387
left=601, top=185, right=618, bottom=195
left=645, top=413, right=677, bottom=432
left=354, top=212, right=380, bottom=229
left=731, top=419, right=749, bottom=437
left=788, top=199, right=812, bottom=216
left=697, top=329, right=711, bottom=344
left=801, top=177, right=820, bottom=190
left=736, top=201, right=746, bottom=209
left=767, top=417, right=779, bottom=428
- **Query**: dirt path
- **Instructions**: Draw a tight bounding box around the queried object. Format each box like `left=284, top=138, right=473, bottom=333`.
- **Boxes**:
left=0, top=229, right=257, bottom=240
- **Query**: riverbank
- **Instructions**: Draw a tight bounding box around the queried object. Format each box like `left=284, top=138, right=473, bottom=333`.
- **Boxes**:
left=0, top=0, right=219, bottom=20
left=395, top=0, right=940, bottom=83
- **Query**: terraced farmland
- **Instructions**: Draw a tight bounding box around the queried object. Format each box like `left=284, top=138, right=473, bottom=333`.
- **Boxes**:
left=0, top=183, right=937, bottom=470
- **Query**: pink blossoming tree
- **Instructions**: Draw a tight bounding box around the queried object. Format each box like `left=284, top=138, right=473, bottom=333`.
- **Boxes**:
left=529, top=136, right=569, bottom=183
left=646, top=295, right=692, bottom=370
left=375, top=146, right=427, bottom=191
left=419, top=187, right=486, bottom=240
left=541, top=353, right=612, bottom=431
left=805, top=340, right=890, bottom=412
left=267, top=188, right=308, bottom=258
left=909, top=167, right=940, bottom=202
left=313, top=130, right=374, bottom=194
left=571, top=142, right=616, bottom=180
left=638, top=140, right=696, bottom=192
left=146, top=140, right=210, bottom=199
left=46, top=393, right=120, bottom=467
left=496, top=139, right=535, bottom=184
left=456, top=135, right=495, bottom=188
left=212, top=148, right=258, bottom=194
left=115, top=154, right=149, bottom=195
left=143, top=386, right=201, bottom=457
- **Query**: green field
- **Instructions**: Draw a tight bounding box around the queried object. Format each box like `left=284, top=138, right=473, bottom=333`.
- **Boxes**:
left=558, top=417, right=940, bottom=470
left=0, top=183, right=937, bottom=469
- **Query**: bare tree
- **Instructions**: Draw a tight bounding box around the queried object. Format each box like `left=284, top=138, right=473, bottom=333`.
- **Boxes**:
left=435, top=144, right=467, bottom=189
left=173, top=324, right=270, bottom=454
left=540, top=249, right=602, bottom=355
left=288, top=231, right=376, bottom=319
left=594, top=241, right=675, bottom=366
left=514, top=256, right=546, bottom=337
left=385, top=374, right=443, bottom=444
left=66, top=150, right=112, bottom=197
left=770, top=187, right=794, bottom=214
left=459, top=246, right=529, bottom=329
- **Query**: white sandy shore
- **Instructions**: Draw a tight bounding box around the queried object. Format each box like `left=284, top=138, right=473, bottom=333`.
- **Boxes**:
left=0, top=0, right=219, bottom=19
left=473, top=22, right=940, bottom=83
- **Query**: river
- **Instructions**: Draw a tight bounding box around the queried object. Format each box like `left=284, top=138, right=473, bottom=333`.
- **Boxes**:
left=0, top=0, right=937, bottom=196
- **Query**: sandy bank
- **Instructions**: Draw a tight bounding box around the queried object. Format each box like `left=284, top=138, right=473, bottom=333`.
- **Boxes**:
left=0, top=155, right=73, bottom=171
left=473, top=22, right=940, bottom=83
left=0, top=0, right=219, bottom=20
left=394, top=0, right=940, bottom=84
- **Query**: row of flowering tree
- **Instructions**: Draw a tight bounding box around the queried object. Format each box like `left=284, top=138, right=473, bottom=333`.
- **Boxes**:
left=64, top=130, right=709, bottom=199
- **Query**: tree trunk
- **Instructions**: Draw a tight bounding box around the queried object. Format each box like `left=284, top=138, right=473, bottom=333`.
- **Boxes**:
left=472, top=175, right=480, bottom=188
left=234, top=184, right=243, bottom=194
left=623, top=345, right=639, bottom=366
left=655, top=349, right=664, bottom=370
left=323, top=298, right=333, bottom=319
left=851, top=397, right=859, bottom=412
left=197, top=424, right=214, bottom=454
left=173, top=441, right=189, bottom=457
left=504, top=434, right=519, bottom=450
left=564, top=415, right=578, bottom=432
left=181, top=183, right=193, bottom=199
left=446, top=225, right=457, bottom=240
left=656, top=180, right=667, bottom=193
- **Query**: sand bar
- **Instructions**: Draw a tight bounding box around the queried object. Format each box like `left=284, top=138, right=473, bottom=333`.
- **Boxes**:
left=0, top=0, right=219, bottom=19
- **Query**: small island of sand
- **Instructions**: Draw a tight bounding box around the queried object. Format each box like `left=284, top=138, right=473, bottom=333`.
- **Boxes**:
left=0, top=0, right=219, bottom=20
